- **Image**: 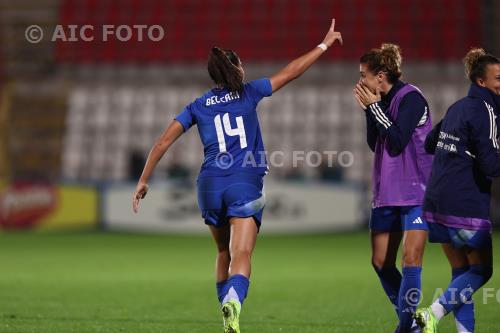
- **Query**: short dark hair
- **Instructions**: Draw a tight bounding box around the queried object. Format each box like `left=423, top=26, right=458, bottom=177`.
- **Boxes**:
left=207, top=47, right=244, bottom=94
left=463, top=48, right=500, bottom=84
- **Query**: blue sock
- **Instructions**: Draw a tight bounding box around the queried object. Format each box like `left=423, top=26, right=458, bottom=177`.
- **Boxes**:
left=439, top=265, right=492, bottom=314
left=451, top=267, right=475, bottom=333
left=216, top=280, right=227, bottom=304
left=222, top=274, right=250, bottom=305
left=398, top=266, right=422, bottom=331
left=374, top=265, right=402, bottom=313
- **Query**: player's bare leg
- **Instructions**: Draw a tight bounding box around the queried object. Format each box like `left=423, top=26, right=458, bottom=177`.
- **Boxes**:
left=228, top=216, right=258, bottom=278
left=442, top=243, right=468, bottom=268
left=210, top=224, right=231, bottom=283
left=401, top=230, right=427, bottom=268
left=371, top=231, right=404, bottom=328
left=217, top=216, right=258, bottom=333
left=371, top=231, right=402, bottom=270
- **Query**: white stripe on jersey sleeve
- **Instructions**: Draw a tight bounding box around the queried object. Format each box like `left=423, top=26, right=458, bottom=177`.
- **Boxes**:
left=417, top=106, right=428, bottom=126
left=369, top=103, right=391, bottom=129
left=485, top=101, right=499, bottom=149
left=374, top=103, right=393, bottom=127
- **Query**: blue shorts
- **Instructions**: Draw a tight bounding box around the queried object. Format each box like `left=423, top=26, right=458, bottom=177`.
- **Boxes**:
left=197, top=172, right=265, bottom=229
left=370, top=205, right=429, bottom=232
left=428, top=222, right=492, bottom=249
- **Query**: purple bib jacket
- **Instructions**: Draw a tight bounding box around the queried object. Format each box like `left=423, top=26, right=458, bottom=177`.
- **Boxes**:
left=372, top=84, right=433, bottom=208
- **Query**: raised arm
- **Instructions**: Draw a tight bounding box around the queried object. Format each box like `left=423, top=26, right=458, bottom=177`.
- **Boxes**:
left=132, top=120, right=184, bottom=213
left=269, top=19, right=342, bottom=93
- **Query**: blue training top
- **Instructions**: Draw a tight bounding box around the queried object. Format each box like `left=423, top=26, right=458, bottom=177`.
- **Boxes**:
left=175, top=78, right=272, bottom=178
left=423, top=83, right=500, bottom=231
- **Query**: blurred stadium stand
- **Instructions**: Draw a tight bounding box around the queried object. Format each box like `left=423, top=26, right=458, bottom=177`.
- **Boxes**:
left=0, top=0, right=499, bottom=228
left=59, top=65, right=467, bottom=184
left=54, top=0, right=482, bottom=62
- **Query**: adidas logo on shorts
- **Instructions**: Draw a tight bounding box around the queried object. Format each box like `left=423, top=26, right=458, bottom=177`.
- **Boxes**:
left=412, top=217, right=424, bottom=224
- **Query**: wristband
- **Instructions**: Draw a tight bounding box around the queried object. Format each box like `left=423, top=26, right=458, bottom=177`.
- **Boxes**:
left=317, top=43, right=328, bottom=51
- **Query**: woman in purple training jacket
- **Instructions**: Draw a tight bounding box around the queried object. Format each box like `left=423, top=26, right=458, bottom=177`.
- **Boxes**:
left=354, top=43, right=433, bottom=333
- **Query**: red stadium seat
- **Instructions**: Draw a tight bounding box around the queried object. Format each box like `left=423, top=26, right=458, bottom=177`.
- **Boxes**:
left=55, top=0, right=482, bottom=64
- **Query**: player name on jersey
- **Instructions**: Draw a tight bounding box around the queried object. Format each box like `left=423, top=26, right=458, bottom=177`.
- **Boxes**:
left=206, top=91, right=240, bottom=106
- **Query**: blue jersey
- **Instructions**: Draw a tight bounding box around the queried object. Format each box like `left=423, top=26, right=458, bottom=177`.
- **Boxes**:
left=175, top=78, right=272, bottom=178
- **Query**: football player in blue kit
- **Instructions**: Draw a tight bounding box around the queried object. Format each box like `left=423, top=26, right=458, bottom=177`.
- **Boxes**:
left=132, top=19, right=342, bottom=333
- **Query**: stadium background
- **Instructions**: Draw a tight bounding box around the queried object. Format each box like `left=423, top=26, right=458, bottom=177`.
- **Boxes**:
left=1, top=1, right=500, bottom=332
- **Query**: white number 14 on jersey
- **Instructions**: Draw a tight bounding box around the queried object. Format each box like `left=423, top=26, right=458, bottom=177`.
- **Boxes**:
left=214, top=113, right=247, bottom=152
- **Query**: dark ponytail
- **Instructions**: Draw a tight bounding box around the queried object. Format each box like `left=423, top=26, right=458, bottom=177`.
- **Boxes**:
left=208, top=47, right=244, bottom=95
left=463, top=48, right=500, bottom=84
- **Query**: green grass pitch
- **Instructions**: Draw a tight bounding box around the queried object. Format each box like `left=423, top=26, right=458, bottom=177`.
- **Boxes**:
left=1, top=231, right=499, bottom=332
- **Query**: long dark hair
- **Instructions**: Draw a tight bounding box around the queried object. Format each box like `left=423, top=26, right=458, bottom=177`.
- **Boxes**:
left=463, top=48, right=500, bottom=84
left=207, top=47, right=244, bottom=95
left=360, top=43, right=403, bottom=84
